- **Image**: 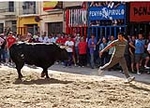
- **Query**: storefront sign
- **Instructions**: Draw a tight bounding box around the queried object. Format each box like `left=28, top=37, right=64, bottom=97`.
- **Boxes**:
left=88, top=4, right=125, bottom=20
left=130, top=2, right=150, bottom=22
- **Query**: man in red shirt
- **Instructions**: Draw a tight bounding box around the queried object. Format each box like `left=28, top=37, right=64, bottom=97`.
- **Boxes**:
left=56, top=34, right=65, bottom=45
left=63, top=34, right=68, bottom=44
left=6, top=32, right=17, bottom=63
left=78, top=37, right=87, bottom=67
left=6, top=32, right=17, bottom=49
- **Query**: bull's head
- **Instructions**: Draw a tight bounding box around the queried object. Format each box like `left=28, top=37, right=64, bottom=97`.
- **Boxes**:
left=53, top=43, right=69, bottom=61
left=59, top=47, right=69, bottom=61
left=60, top=45, right=66, bottom=49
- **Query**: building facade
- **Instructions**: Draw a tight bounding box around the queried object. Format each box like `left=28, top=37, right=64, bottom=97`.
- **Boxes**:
left=40, top=1, right=84, bottom=35
left=127, top=2, right=150, bottom=36
left=17, top=1, right=41, bottom=35
left=65, top=2, right=87, bottom=37
left=0, top=1, right=17, bottom=34
left=0, top=1, right=149, bottom=37
left=40, top=1, right=63, bottom=35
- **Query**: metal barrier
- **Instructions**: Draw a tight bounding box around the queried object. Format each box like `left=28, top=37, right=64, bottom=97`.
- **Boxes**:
left=88, top=25, right=126, bottom=39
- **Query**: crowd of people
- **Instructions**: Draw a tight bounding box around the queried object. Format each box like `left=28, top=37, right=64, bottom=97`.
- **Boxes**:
left=0, top=31, right=150, bottom=75
left=97, top=33, right=150, bottom=75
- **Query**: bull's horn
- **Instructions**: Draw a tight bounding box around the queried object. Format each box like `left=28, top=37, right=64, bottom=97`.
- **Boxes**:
left=60, top=46, right=66, bottom=49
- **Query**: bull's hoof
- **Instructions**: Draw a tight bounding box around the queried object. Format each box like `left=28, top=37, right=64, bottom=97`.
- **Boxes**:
left=46, top=76, right=50, bottom=79
left=41, top=72, right=46, bottom=77
left=18, top=75, right=23, bottom=80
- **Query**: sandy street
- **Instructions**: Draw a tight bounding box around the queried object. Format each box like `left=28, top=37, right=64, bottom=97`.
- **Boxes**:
left=0, top=65, right=150, bottom=108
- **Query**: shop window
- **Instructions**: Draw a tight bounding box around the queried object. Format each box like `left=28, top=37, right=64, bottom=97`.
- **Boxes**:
left=48, top=22, right=63, bottom=35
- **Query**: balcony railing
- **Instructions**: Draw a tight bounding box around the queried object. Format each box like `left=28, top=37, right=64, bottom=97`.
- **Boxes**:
left=22, top=8, right=36, bottom=14
left=0, top=7, right=15, bottom=13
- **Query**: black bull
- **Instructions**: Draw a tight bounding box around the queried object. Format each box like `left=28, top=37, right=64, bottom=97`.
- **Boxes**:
left=9, top=42, right=68, bottom=79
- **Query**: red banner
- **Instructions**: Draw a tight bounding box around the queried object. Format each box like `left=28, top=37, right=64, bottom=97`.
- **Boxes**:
left=130, top=2, right=150, bottom=22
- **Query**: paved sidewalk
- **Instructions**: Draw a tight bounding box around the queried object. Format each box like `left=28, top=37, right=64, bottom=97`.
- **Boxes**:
left=49, top=64, right=150, bottom=84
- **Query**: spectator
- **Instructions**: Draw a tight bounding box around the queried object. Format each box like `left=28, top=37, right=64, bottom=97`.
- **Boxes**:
left=107, top=35, right=115, bottom=70
left=124, top=35, right=131, bottom=71
left=134, top=33, right=145, bottom=74
left=33, top=32, right=40, bottom=42
left=6, top=31, right=17, bottom=63
left=0, top=34, right=5, bottom=64
left=129, top=35, right=136, bottom=72
left=56, top=34, right=64, bottom=45
left=107, top=36, right=115, bottom=60
left=64, top=36, right=74, bottom=67
left=88, top=34, right=97, bottom=69
left=147, top=42, right=150, bottom=54
left=38, top=32, right=49, bottom=43
left=74, top=33, right=81, bottom=64
left=147, top=34, right=150, bottom=55
left=99, top=37, right=108, bottom=66
left=78, top=37, right=87, bottom=67
left=143, top=35, right=150, bottom=69
left=50, top=34, right=58, bottom=43
left=70, top=35, right=77, bottom=66
left=1, top=34, right=7, bottom=64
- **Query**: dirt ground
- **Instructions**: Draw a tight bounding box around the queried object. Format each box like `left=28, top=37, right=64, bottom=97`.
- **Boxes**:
left=0, top=65, right=150, bottom=108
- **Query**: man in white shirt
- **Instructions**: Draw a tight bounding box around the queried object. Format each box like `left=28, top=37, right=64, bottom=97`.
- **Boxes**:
left=64, top=36, right=74, bottom=67
left=50, top=34, right=58, bottom=43
left=38, top=32, right=49, bottom=43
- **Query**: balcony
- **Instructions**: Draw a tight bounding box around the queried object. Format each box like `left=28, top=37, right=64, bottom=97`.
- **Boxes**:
left=19, top=8, right=38, bottom=17
left=19, top=1, right=38, bottom=17
left=0, top=7, right=16, bottom=16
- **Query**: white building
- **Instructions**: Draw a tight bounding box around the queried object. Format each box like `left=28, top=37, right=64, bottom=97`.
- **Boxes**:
left=0, top=1, right=17, bottom=33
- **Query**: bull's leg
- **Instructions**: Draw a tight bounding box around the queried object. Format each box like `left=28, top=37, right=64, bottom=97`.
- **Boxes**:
left=16, top=63, right=24, bottom=79
left=41, top=71, right=46, bottom=77
left=45, top=70, right=49, bottom=78
left=17, top=69, right=23, bottom=79
left=41, top=68, right=49, bottom=78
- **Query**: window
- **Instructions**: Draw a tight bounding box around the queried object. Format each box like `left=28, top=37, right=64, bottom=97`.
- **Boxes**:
left=9, top=1, right=14, bottom=12
left=48, top=22, right=63, bottom=35
left=22, top=2, right=36, bottom=14
left=12, top=21, right=16, bottom=32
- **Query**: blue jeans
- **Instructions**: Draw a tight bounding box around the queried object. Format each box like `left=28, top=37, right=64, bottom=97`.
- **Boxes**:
left=1, top=49, right=8, bottom=63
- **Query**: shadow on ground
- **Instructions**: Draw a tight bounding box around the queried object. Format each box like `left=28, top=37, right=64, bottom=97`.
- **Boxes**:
left=13, top=78, right=73, bottom=85
left=129, top=83, right=150, bottom=92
